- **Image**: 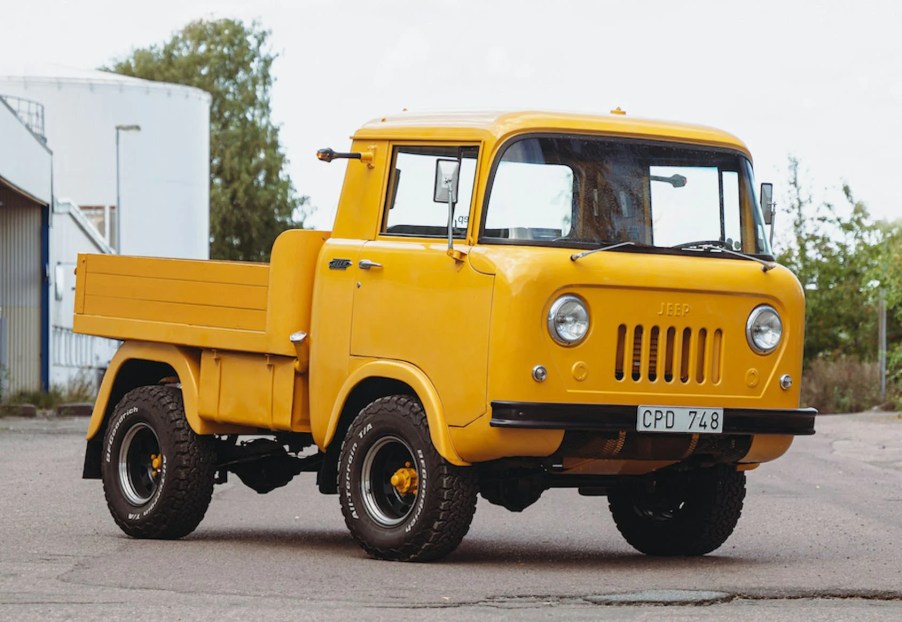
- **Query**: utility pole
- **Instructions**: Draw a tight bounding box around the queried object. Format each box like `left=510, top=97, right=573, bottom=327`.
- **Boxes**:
left=115, top=124, right=141, bottom=253
left=879, top=289, right=887, bottom=402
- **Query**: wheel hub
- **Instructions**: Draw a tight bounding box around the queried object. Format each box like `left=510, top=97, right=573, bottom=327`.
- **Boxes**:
left=390, top=462, right=418, bottom=495
left=150, top=453, right=162, bottom=475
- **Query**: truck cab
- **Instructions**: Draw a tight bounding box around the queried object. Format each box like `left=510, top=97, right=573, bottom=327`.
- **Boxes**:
left=75, top=110, right=815, bottom=561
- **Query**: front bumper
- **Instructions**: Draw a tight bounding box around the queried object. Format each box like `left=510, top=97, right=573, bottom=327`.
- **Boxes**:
left=490, top=401, right=817, bottom=436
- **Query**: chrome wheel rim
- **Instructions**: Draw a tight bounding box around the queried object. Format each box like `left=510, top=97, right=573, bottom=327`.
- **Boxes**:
left=360, top=435, right=418, bottom=527
left=118, top=423, right=161, bottom=506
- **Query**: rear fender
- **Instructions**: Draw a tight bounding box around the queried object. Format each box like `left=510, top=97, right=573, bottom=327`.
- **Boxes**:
left=86, top=341, right=243, bottom=441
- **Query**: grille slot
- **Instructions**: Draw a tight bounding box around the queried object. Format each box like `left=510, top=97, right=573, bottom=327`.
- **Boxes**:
left=615, top=324, right=723, bottom=385
left=631, top=325, right=643, bottom=381
left=615, top=324, right=627, bottom=380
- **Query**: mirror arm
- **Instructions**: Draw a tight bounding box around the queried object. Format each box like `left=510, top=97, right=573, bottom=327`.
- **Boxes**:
left=769, top=207, right=776, bottom=248
left=447, top=190, right=454, bottom=255
left=316, top=147, right=375, bottom=169
left=443, top=178, right=467, bottom=262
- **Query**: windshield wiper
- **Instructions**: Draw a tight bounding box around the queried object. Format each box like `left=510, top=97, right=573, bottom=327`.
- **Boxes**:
left=570, top=241, right=636, bottom=262
left=673, top=241, right=776, bottom=272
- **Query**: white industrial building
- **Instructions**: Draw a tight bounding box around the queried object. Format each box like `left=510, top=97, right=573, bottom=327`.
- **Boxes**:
left=0, top=63, right=211, bottom=395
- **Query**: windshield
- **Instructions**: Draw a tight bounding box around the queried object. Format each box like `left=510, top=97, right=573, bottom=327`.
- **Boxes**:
left=481, top=135, right=771, bottom=256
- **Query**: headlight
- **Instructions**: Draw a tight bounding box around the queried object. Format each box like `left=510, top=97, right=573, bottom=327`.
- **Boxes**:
left=548, top=295, right=589, bottom=345
left=746, top=305, right=782, bottom=354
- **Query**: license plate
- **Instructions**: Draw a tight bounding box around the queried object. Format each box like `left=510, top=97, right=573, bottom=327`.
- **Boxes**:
left=637, top=405, right=723, bottom=434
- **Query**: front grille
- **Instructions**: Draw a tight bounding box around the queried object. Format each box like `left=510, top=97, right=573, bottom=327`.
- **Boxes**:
left=615, top=324, right=723, bottom=384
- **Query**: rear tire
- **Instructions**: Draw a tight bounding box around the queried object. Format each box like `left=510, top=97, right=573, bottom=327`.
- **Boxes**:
left=608, top=466, right=745, bottom=556
left=339, top=395, right=478, bottom=562
left=101, top=385, right=216, bottom=539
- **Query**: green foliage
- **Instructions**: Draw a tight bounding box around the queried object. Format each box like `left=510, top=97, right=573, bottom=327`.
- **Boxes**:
left=773, top=157, right=902, bottom=410
left=873, top=221, right=902, bottom=406
left=775, top=157, right=882, bottom=362
left=0, top=371, right=96, bottom=414
left=108, top=19, right=308, bottom=261
left=874, top=221, right=902, bottom=327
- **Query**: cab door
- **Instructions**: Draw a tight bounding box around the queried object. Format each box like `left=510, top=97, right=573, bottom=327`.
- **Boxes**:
left=350, top=144, right=493, bottom=428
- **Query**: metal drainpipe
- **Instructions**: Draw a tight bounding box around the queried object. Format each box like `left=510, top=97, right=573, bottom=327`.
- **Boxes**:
left=41, top=202, right=50, bottom=391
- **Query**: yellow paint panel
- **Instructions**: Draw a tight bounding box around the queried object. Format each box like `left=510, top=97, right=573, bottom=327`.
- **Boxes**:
left=83, top=294, right=267, bottom=331
left=349, top=239, right=493, bottom=429
left=198, top=350, right=299, bottom=431
left=86, top=341, right=256, bottom=440
left=476, top=245, right=805, bottom=411
left=448, top=413, right=563, bottom=463
left=73, top=315, right=271, bottom=355
left=264, top=230, right=329, bottom=354
left=84, top=253, right=268, bottom=285
left=74, top=230, right=328, bottom=358
left=289, top=373, right=311, bottom=432
left=86, top=272, right=268, bottom=310
left=353, top=111, right=751, bottom=159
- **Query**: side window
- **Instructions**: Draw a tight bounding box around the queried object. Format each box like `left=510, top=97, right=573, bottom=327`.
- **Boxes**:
left=383, top=145, right=478, bottom=238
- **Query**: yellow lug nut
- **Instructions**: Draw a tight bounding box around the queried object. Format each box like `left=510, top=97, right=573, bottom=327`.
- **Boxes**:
left=389, top=464, right=419, bottom=495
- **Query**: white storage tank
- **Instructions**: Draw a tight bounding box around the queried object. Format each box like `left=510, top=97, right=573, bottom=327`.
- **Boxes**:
left=0, top=63, right=210, bottom=259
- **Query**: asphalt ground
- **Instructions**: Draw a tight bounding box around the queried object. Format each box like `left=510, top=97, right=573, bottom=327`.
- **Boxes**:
left=1, top=411, right=901, bottom=620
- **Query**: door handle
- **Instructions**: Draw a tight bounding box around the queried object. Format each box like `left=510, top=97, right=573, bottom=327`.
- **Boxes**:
left=358, top=259, right=383, bottom=270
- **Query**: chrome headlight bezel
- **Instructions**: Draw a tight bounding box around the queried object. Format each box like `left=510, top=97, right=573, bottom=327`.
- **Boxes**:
left=547, top=295, right=590, bottom=346
left=746, top=305, right=783, bottom=354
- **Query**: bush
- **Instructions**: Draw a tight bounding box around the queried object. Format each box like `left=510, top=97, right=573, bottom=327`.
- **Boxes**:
left=886, top=344, right=902, bottom=410
left=0, top=371, right=97, bottom=414
left=801, top=356, right=885, bottom=414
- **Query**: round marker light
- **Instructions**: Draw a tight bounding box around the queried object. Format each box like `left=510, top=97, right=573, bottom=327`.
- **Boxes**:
left=746, top=305, right=783, bottom=354
left=548, top=295, right=589, bottom=346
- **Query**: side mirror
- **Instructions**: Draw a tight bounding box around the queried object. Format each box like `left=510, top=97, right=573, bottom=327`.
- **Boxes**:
left=434, top=159, right=460, bottom=204
left=760, top=182, right=774, bottom=225
left=650, top=173, right=687, bottom=188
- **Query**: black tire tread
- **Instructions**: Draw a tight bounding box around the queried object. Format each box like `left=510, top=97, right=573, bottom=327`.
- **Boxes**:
left=103, top=385, right=216, bottom=540
left=608, top=466, right=745, bottom=556
left=340, top=395, right=478, bottom=562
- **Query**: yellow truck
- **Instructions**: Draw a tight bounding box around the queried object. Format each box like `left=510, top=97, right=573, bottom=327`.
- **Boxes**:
left=75, top=110, right=816, bottom=562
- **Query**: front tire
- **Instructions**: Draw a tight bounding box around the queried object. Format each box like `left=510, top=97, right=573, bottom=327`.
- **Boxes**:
left=608, top=466, right=745, bottom=556
left=101, top=385, right=216, bottom=539
left=338, top=395, right=478, bottom=562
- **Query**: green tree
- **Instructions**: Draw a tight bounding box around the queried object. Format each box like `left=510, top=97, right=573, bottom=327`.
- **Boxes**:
left=108, top=19, right=307, bottom=261
left=873, top=221, right=902, bottom=396
left=775, top=157, right=882, bottom=362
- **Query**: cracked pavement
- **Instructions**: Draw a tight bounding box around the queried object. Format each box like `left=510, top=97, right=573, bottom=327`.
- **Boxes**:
left=1, top=412, right=901, bottom=620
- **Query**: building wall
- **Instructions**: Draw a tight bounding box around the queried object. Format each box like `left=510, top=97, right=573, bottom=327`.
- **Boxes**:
left=0, top=98, right=51, bottom=204
left=0, top=97, right=51, bottom=395
left=0, top=185, right=42, bottom=395
left=0, top=70, right=210, bottom=260
left=1, top=68, right=211, bottom=394
left=49, top=200, right=118, bottom=390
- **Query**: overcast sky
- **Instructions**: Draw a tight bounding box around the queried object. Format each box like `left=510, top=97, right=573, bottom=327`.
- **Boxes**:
left=3, top=0, right=900, bottom=230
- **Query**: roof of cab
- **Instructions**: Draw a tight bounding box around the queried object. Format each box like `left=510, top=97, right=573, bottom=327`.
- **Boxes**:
left=353, top=110, right=750, bottom=157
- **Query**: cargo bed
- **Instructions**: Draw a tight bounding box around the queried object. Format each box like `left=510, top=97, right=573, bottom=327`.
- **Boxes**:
left=74, top=230, right=328, bottom=357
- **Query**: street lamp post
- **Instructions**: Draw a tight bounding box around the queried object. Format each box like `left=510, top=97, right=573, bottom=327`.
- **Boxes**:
left=115, top=124, right=141, bottom=253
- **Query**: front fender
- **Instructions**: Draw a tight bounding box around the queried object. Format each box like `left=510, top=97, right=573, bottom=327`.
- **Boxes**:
left=318, top=359, right=470, bottom=467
